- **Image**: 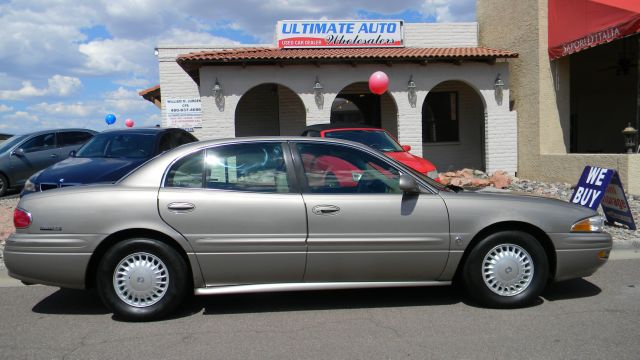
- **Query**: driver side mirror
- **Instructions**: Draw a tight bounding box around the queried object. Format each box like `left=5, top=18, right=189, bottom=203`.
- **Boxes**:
left=401, top=145, right=411, bottom=152
left=12, top=148, right=25, bottom=157
left=399, top=174, right=421, bottom=194
left=68, top=150, right=76, bottom=157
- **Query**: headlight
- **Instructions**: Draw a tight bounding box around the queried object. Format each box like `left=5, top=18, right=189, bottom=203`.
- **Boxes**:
left=427, top=169, right=439, bottom=180
left=23, top=170, right=43, bottom=192
left=570, top=215, right=605, bottom=233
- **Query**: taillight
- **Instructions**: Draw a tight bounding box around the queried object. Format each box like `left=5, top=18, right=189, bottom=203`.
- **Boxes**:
left=13, top=208, right=32, bottom=228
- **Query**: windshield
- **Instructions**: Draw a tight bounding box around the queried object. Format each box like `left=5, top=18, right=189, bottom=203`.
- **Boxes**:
left=324, top=129, right=404, bottom=152
left=76, top=133, right=156, bottom=159
left=0, top=135, right=27, bottom=154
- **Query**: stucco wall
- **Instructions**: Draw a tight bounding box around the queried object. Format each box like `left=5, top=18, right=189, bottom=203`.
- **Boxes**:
left=404, top=23, right=478, bottom=47
left=478, top=0, right=639, bottom=194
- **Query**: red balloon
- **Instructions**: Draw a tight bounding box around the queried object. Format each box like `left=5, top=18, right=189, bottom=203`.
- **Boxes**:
left=125, top=119, right=134, bottom=128
left=368, top=71, right=389, bottom=95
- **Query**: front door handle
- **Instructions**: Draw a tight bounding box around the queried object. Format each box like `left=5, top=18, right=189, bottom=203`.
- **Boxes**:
left=312, top=205, right=340, bottom=215
left=167, top=202, right=195, bottom=211
left=50, top=154, right=58, bottom=158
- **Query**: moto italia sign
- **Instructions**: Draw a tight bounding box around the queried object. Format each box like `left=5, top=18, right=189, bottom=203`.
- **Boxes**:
left=276, top=20, right=404, bottom=49
left=570, top=166, right=636, bottom=230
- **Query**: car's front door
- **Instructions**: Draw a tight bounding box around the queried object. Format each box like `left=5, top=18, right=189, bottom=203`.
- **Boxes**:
left=292, top=141, right=450, bottom=282
left=158, top=142, right=307, bottom=286
left=10, top=132, right=58, bottom=185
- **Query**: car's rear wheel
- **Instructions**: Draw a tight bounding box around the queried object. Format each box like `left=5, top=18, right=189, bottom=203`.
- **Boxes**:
left=463, top=230, right=548, bottom=308
left=0, top=173, right=8, bottom=197
left=96, top=238, right=189, bottom=321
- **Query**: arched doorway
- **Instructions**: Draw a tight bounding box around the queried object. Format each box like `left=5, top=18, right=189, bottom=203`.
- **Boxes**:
left=235, top=83, right=306, bottom=137
left=330, top=82, right=398, bottom=137
left=422, top=80, right=485, bottom=171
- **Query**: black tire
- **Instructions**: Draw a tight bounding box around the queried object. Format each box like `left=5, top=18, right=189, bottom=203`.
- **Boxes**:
left=96, top=238, right=189, bottom=321
left=462, top=230, right=548, bottom=308
left=0, top=173, right=8, bottom=197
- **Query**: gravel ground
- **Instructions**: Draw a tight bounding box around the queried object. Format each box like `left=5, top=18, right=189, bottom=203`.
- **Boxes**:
left=0, top=178, right=638, bottom=260
left=507, top=178, right=640, bottom=247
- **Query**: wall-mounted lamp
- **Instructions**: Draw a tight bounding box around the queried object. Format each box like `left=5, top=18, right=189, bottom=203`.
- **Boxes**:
left=494, top=74, right=504, bottom=105
left=622, top=122, right=638, bottom=154
left=313, top=77, right=324, bottom=110
left=213, top=78, right=224, bottom=111
left=407, top=75, right=417, bottom=108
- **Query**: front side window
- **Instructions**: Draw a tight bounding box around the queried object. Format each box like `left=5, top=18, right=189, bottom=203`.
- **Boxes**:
left=296, top=142, right=402, bottom=194
left=204, top=143, right=289, bottom=193
left=21, top=133, right=56, bottom=153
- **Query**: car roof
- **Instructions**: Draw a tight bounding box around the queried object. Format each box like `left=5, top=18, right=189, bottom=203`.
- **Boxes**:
left=98, top=127, right=183, bottom=135
left=302, top=123, right=380, bottom=133
left=14, top=128, right=97, bottom=137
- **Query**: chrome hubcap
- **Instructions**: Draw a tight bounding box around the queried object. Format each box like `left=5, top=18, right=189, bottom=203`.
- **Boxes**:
left=482, top=244, right=533, bottom=296
left=113, top=252, right=169, bottom=307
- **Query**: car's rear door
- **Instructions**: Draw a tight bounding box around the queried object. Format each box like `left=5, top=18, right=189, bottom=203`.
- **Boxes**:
left=292, top=141, right=450, bottom=282
left=56, top=130, right=94, bottom=158
left=158, top=141, right=307, bottom=286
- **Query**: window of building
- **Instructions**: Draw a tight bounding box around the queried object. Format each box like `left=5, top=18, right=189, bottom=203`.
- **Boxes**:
left=422, top=91, right=459, bottom=142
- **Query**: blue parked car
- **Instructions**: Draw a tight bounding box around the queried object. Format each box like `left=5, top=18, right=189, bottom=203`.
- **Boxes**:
left=21, top=127, right=197, bottom=196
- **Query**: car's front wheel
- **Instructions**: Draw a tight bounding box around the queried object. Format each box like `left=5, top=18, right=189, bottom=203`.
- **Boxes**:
left=96, top=238, right=189, bottom=321
left=463, top=230, right=549, bottom=308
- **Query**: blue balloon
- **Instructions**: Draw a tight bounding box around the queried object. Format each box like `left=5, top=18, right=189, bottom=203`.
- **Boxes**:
left=105, top=114, right=116, bottom=125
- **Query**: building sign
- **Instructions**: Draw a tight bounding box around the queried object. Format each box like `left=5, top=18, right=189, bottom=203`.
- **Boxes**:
left=165, top=98, right=202, bottom=129
left=276, top=20, right=404, bottom=48
left=571, top=166, right=636, bottom=230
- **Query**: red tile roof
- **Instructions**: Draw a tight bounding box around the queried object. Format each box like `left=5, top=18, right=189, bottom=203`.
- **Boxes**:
left=177, top=47, right=518, bottom=64
left=138, top=85, right=160, bottom=97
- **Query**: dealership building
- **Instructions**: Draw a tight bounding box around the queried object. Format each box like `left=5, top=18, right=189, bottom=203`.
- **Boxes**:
left=141, top=20, right=519, bottom=175
left=141, top=0, right=640, bottom=194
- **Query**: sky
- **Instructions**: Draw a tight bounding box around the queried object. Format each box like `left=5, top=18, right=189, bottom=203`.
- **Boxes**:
left=0, top=0, right=475, bottom=135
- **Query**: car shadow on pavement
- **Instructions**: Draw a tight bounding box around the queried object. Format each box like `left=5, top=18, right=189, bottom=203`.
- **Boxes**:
left=541, top=278, right=602, bottom=301
left=192, top=286, right=464, bottom=316
left=32, top=288, right=109, bottom=315
left=28, top=278, right=602, bottom=319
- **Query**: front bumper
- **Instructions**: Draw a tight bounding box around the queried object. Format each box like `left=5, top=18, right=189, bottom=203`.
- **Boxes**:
left=549, top=232, right=612, bottom=282
left=3, top=233, right=99, bottom=289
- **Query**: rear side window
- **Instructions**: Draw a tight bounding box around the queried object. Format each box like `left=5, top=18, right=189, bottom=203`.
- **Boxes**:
left=205, top=143, right=289, bottom=193
left=21, top=133, right=56, bottom=153
left=58, top=131, right=93, bottom=147
left=164, top=151, right=204, bottom=188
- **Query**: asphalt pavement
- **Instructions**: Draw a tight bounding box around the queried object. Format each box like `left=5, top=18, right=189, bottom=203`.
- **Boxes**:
left=0, top=252, right=639, bottom=359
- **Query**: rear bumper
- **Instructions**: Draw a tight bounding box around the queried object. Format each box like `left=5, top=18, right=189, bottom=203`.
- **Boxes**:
left=549, top=232, right=612, bottom=282
left=3, top=251, right=91, bottom=289
left=3, top=233, right=98, bottom=289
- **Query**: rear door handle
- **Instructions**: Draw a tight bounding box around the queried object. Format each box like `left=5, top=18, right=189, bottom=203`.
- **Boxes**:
left=167, top=202, right=195, bottom=211
left=312, top=205, right=340, bottom=215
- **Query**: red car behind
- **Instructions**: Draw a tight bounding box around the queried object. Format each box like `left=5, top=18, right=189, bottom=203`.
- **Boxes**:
left=301, top=124, right=439, bottom=181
